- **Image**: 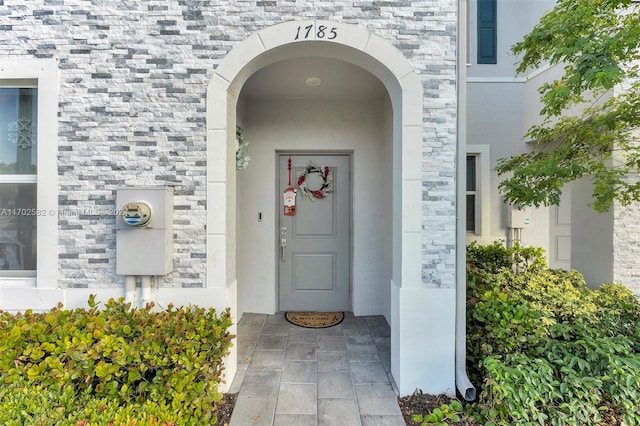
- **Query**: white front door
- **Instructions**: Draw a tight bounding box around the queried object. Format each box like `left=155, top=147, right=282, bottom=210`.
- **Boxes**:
left=278, top=154, right=351, bottom=311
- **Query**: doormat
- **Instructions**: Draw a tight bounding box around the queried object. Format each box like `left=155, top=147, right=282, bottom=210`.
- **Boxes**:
left=285, top=312, right=344, bottom=329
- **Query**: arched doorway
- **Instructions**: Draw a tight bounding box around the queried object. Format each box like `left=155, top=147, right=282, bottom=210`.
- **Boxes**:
left=236, top=56, right=391, bottom=315
left=206, top=20, right=432, bottom=394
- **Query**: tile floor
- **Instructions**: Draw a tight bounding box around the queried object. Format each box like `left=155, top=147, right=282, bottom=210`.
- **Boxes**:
left=228, top=312, right=405, bottom=426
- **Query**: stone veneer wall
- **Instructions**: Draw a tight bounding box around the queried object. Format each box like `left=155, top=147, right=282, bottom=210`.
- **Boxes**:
left=0, top=0, right=457, bottom=289
left=613, top=199, right=640, bottom=297
left=612, top=58, right=640, bottom=297
left=613, top=140, right=640, bottom=297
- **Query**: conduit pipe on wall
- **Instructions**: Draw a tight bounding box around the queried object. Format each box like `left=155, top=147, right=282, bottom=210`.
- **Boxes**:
left=141, top=275, right=153, bottom=307
left=125, top=275, right=136, bottom=305
left=125, top=276, right=158, bottom=309
left=456, top=0, right=477, bottom=401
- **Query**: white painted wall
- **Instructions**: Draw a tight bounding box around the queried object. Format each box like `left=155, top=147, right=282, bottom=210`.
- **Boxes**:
left=235, top=97, right=393, bottom=318
left=466, top=81, right=551, bottom=249
left=391, top=283, right=456, bottom=396
left=466, top=0, right=558, bottom=253
left=571, top=178, right=614, bottom=288
left=468, top=0, right=640, bottom=292
left=467, top=0, right=556, bottom=78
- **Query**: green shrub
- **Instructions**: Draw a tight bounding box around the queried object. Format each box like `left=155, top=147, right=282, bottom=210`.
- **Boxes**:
left=465, top=242, right=640, bottom=426
left=593, top=283, right=640, bottom=349
left=0, top=296, right=234, bottom=425
left=466, top=268, right=546, bottom=386
left=467, top=240, right=546, bottom=274
left=477, top=321, right=640, bottom=426
left=512, top=269, right=598, bottom=325
left=0, top=380, right=188, bottom=426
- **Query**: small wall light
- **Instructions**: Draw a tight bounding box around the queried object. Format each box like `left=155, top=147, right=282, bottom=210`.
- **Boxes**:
left=304, top=77, right=322, bottom=87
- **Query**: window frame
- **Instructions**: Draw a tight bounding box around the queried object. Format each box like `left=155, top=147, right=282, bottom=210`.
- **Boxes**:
left=466, top=154, right=478, bottom=233
left=0, top=59, right=58, bottom=288
left=1, top=85, right=38, bottom=275
left=466, top=145, right=490, bottom=236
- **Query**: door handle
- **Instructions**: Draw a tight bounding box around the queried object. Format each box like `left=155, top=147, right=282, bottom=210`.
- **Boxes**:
left=280, top=238, right=287, bottom=262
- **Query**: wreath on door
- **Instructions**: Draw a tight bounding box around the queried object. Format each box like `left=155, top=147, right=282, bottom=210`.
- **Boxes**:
left=297, top=162, right=333, bottom=201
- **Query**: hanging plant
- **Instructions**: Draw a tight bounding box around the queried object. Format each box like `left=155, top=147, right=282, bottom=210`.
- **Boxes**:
left=297, top=161, right=333, bottom=201
left=236, top=125, right=250, bottom=170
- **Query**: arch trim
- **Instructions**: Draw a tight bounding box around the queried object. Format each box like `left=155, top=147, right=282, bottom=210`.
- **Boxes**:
left=205, top=19, right=434, bottom=394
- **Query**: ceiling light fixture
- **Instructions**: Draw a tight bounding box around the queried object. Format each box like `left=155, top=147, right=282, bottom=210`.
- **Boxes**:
left=305, top=77, right=322, bottom=87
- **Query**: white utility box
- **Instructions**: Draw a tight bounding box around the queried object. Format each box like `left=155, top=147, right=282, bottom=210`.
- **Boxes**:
left=507, top=204, right=531, bottom=228
left=116, top=187, right=174, bottom=275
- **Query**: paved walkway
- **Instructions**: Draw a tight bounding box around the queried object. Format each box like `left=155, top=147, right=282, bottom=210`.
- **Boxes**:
left=228, top=312, right=405, bottom=426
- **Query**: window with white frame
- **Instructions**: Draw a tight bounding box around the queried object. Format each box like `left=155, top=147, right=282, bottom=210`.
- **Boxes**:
left=0, top=59, right=58, bottom=286
left=466, top=145, right=490, bottom=236
left=0, top=86, right=38, bottom=274
left=466, top=154, right=478, bottom=232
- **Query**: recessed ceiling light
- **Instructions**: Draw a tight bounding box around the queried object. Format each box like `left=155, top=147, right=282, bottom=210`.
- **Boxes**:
left=305, top=77, right=322, bottom=87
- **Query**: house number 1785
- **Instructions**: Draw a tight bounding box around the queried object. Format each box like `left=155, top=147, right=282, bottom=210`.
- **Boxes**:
left=294, top=24, right=338, bottom=40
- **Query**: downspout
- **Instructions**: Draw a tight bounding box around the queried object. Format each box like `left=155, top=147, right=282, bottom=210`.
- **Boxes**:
left=456, top=0, right=477, bottom=401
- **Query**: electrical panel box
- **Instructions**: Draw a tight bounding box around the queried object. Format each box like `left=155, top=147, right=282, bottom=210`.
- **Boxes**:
left=507, top=205, right=531, bottom=228
left=116, top=187, right=174, bottom=275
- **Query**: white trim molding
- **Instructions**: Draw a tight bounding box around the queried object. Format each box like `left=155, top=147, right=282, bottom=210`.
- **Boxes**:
left=466, top=144, right=490, bottom=237
left=0, top=58, right=59, bottom=290
left=467, top=63, right=554, bottom=83
left=206, top=20, right=455, bottom=396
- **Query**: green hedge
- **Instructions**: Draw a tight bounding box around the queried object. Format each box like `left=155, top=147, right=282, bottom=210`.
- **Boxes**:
left=0, top=296, right=234, bottom=425
left=466, top=242, right=640, bottom=426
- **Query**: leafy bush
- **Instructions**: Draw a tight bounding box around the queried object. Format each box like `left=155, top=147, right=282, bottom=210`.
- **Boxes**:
left=465, top=242, right=640, bottom=426
left=0, top=296, right=234, bottom=425
left=0, top=381, right=186, bottom=425
left=466, top=267, right=546, bottom=386
left=467, top=240, right=546, bottom=274
left=512, top=269, right=598, bottom=325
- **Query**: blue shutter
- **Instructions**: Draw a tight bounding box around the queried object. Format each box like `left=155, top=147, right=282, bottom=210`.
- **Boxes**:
left=477, top=0, right=497, bottom=64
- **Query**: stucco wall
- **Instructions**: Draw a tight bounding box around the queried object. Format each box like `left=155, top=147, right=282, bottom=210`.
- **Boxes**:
left=1, top=1, right=457, bottom=292
left=467, top=0, right=640, bottom=296
left=467, top=0, right=555, bottom=79
left=466, top=0, right=556, bottom=249
left=236, top=98, right=392, bottom=317
left=571, top=178, right=614, bottom=288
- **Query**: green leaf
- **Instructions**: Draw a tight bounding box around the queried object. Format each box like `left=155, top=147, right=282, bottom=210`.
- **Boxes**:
left=500, top=0, right=640, bottom=212
left=87, top=294, right=97, bottom=308
left=450, top=400, right=463, bottom=412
